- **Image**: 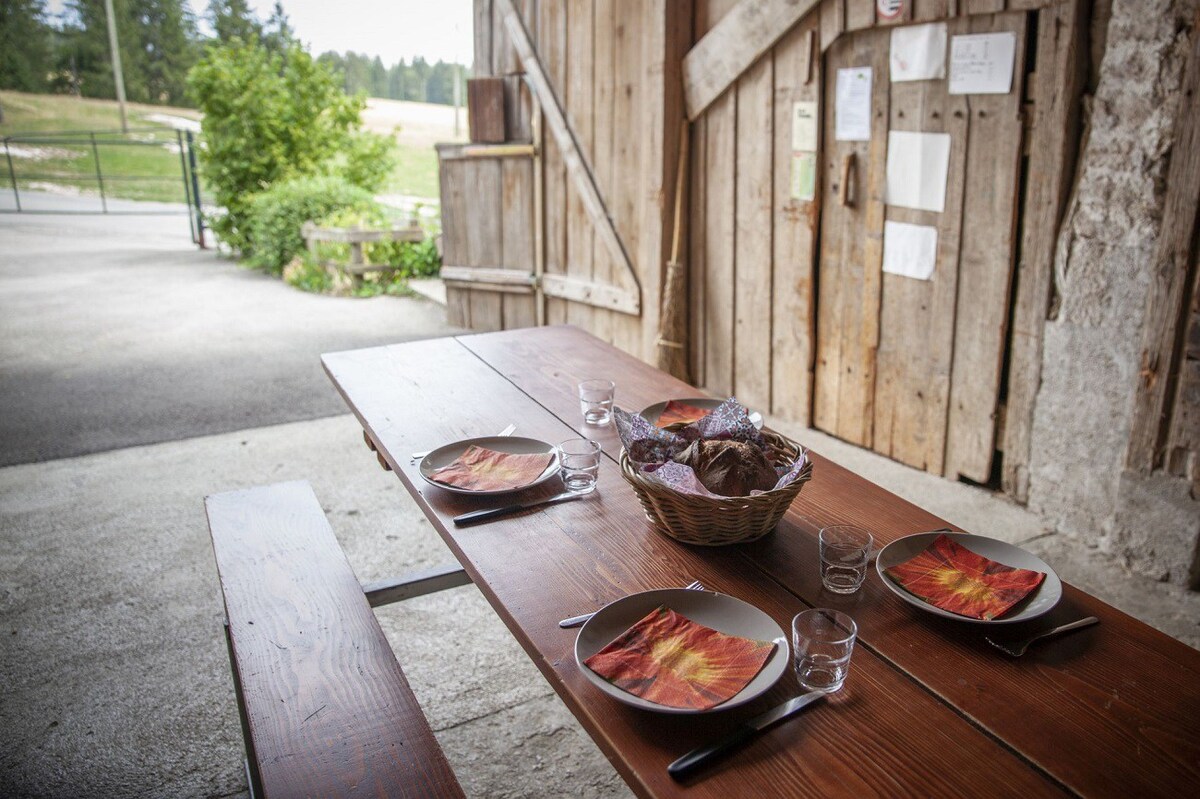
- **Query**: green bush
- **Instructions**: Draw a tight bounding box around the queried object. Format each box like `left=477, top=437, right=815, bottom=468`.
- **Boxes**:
left=188, top=38, right=364, bottom=252
left=246, top=176, right=374, bottom=274
left=338, top=130, right=399, bottom=194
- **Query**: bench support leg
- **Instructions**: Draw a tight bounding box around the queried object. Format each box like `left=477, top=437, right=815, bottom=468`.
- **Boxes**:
left=363, top=564, right=472, bottom=608
left=223, top=620, right=263, bottom=799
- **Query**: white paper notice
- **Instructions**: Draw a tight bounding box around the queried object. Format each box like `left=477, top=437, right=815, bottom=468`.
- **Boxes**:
left=792, top=101, right=818, bottom=152
left=949, top=32, right=1016, bottom=95
left=890, top=23, right=947, bottom=82
left=835, top=67, right=872, bottom=142
left=883, top=221, right=938, bottom=281
left=885, top=130, right=952, bottom=213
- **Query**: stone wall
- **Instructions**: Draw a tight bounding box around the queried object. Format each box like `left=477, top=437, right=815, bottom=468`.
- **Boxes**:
left=1027, top=0, right=1200, bottom=586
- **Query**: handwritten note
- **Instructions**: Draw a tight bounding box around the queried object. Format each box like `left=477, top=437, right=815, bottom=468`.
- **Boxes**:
left=835, top=67, right=872, bottom=142
left=885, top=130, right=951, bottom=213
left=891, top=23, right=947, bottom=83
left=949, top=32, right=1016, bottom=95
left=792, top=102, right=818, bottom=152
left=883, top=221, right=938, bottom=281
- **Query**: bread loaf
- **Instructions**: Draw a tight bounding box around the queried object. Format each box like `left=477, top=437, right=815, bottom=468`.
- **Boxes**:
left=671, top=439, right=779, bottom=497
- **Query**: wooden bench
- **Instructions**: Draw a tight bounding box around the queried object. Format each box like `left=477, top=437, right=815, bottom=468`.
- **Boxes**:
left=205, top=480, right=467, bottom=799
left=301, top=221, right=424, bottom=288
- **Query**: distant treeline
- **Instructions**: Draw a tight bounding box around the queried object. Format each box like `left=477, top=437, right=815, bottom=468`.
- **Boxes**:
left=0, top=0, right=468, bottom=108
left=316, top=52, right=467, bottom=107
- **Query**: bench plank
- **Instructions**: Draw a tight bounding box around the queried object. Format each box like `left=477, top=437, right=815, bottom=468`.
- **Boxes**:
left=206, top=480, right=464, bottom=799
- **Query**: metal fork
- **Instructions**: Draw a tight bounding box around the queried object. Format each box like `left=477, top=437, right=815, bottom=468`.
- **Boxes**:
left=985, top=616, right=1099, bottom=657
left=411, top=423, right=516, bottom=461
left=558, top=580, right=705, bottom=628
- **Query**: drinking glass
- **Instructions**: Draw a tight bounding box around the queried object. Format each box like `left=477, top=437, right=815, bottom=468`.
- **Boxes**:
left=819, top=524, right=874, bottom=594
left=792, top=609, right=857, bottom=692
left=558, top=438, right=602, bottom=493
left=578, top=379, right=615, bottom=426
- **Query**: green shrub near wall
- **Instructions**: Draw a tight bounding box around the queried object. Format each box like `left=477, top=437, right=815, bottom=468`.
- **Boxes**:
left=246, top=176, right=374, bottom=274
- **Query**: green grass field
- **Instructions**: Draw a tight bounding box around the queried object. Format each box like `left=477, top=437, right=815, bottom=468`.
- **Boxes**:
left=1, top=91, right=442, bottom=205
left=1, top=91, right=202, bottom=203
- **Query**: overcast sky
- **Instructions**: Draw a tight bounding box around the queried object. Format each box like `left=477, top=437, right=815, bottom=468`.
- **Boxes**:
left=49, top=0, right=475, bottom=65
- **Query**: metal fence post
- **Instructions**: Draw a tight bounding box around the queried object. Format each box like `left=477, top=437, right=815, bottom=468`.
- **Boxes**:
left=4, top=139, right=20, bottom=212
left=89, top=132, right=107, bottom=213
left=176, top=129, right=197, bottom=245
left=185, top=131, right=205, bottom=248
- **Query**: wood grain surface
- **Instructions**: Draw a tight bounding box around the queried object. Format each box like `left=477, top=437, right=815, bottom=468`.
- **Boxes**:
left=206, top=481, right=465, bottom=799
left=323, top=325, right=1200, bottom=798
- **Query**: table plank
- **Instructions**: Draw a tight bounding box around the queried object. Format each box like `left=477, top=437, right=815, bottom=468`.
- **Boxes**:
left=324, top=334, right=1066, bottom=798
left=455, top=325, right=1200, bottom=797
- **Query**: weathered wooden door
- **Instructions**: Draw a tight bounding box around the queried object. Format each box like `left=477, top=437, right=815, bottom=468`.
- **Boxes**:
left=815, top=11, right=1028, bottom=483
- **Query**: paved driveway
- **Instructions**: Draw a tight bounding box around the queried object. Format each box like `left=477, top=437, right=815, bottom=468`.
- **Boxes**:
left=0, top=194, right=459, bottom=466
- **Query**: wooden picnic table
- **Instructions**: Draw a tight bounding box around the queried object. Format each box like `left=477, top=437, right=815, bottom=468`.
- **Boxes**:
left=322, top=325, right=1200, bottom=798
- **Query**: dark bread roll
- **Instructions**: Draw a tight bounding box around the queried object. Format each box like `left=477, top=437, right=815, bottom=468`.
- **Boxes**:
left=672, top=439, right=779, bottom=497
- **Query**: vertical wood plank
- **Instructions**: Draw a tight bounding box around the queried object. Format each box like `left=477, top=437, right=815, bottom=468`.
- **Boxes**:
left=466, top=159, right=505, bottom=332
left=845, top=0, right=876, bottom=31
left=635, top=0, right=690, bottom=365
left=944, top=11, right=1027, bottom=482
left=734, top=56, right=775, bottom=411
left=501, top=158, right=537, bottom=328
left=814, top=27, right=889, bottom=447
left=1002, top=0, right=1086, bottom=499
left=591, top=0, right=617, bottom=345
left=537, top=0, right=569, bottom=326
left=492, top=0, right=515, bottom=76
left=872, top=18, right=969, bottom=473
left=704, top=87, right=738, bottom=396
left=912, top=0, right=952, bottom=22
left=439, top=153, right=471, bottom=328
left=474, top=0, right=493, bottom=77
left=820, top=0, right=845, bottom=52
left=564, top=0, right=595, bottom=333
left=1164, top=261, right=1200, bottom=489
left=771, top=17, right=820, bottom=424
left=1125, top=5, right=1200, bottom=475
left=966, top=0, right=1007, bottom=13
left=687, top=0, right=728, bottom=389
left=689, top=114, right=708, bottom=388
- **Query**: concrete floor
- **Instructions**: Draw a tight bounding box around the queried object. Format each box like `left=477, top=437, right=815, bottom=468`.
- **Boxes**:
left=1, top=202, right=1197, bottom=798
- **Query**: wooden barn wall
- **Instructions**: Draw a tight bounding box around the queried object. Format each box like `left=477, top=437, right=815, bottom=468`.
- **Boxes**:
left=686, top=0, right=1082, bottom=486
left=450, top=0, right=687, bottom=364
left=448, top=0, right=1087, bottom=492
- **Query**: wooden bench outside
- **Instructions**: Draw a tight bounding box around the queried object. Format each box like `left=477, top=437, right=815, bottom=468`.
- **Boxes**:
left=301, top=221, right=424, bottom=288
left=205, top=480, right=467, bottom=799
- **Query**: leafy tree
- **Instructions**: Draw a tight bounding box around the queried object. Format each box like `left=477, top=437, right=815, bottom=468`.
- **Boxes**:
left=0, top=0, right=53, bottom=92
left=187, top=38, right=364, bottom=252
left=261, top=1, right=294, bottom=56
left=207, top=0, right=260, bottom=45
left=55, top=0, right=199, bottom=105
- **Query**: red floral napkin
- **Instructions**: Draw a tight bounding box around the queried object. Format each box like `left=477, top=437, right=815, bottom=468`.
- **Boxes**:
left=428, top=445, right=552, bottom=492
left=884, top=534, right=1046, bottom=620
left=583, top=606, right=776, bottom=710
left=655, top=400, right=712, bottom=428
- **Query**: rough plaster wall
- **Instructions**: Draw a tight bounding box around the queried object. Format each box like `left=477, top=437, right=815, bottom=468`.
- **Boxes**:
left=1028, top=0, right=1199, bottom=585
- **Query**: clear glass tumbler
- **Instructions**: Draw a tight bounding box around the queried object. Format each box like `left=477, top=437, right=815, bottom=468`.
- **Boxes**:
left=792, top=609, right=857, bottom=692
left=578, top=379, right=615, bottom=427
left=818, top=524, right=874, bottom=594
left=557, top=438, right=602, bottom=493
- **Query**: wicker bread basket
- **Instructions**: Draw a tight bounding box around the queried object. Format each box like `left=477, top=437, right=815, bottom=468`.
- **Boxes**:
left=619, top=430, right=813, bottom=546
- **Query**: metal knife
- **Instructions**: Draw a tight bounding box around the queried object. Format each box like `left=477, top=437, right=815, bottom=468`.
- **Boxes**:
left=452, top=491, right=588, bottom=527
left=667, top=691, right=828, bottom=781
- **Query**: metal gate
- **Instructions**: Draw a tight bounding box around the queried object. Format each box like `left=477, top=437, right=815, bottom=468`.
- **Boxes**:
left=2, top=127, right=206, bottom=247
